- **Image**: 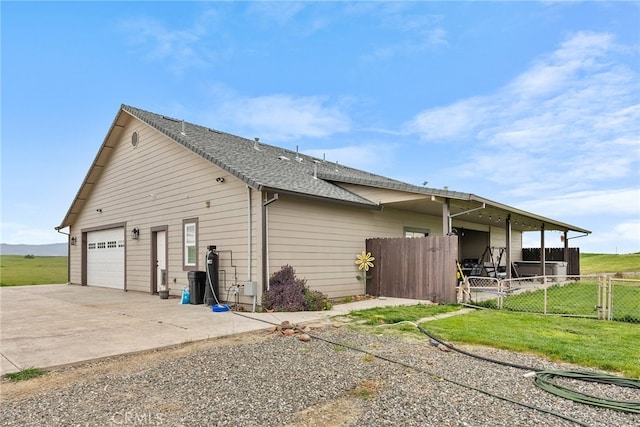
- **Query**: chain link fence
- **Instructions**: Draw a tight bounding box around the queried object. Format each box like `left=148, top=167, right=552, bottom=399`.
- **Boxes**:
left=609, top=277, right=640, bottom=323
left=459, top=275, right=640, bottom=324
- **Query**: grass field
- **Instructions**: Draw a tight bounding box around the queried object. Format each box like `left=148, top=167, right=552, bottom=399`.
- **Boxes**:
left=0, top=255, right=68, bottom=286
left=580, top=252, right=640, bottom=275
left=347, top=304, right=640, bottom=378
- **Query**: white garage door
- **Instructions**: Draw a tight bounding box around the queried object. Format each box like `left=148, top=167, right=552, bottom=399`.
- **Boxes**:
left=87, top=228, right=125, bottom=289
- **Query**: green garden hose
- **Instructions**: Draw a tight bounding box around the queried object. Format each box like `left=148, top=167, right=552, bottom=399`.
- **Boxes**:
left=534, top=370, right=640, bottom=414
left=415, top=323, right=640, bottom=414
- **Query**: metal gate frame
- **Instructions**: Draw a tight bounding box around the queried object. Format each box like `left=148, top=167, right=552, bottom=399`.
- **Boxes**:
left=461, top=275, right=611, bottom=319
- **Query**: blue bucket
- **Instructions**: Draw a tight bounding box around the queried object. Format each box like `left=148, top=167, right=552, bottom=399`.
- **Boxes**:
left=212, top=304, right=230, bottom=312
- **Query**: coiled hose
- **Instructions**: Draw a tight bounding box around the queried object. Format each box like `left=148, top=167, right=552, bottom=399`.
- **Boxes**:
left=414, top=323, right=640, bottom=414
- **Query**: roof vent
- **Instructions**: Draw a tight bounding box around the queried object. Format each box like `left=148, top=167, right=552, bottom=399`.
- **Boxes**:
left=295, top=145, right=303, bottom=162
left=279, top=155, right=290, bottom=161
left=180, top=120, right=186, bottom=135
left=254, top=137, right=261, bottom=151
left=131, top=131, right=139, bottom=148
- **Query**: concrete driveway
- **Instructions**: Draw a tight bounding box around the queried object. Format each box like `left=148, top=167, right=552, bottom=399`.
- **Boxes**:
left=0, top=284, right=429, bottom=375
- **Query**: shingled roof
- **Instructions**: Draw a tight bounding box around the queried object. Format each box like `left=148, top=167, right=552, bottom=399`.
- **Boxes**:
left=57, top=104, right=591, bottom=235
left=121, top=104, right=447, bottom=206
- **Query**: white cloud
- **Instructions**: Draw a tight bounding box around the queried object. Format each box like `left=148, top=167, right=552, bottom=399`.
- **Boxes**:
left=578, top=220, right=640, bottom=254
left=406, top=97, right=492, bottom=140
left=118, top=10, right=222, bottom=73
left=202, top=89, right=351, bottom=141
left=406, top=31, right=639, bottom=200
left=358, top=5, right=447, bottom=61
left=516, top=188, right=640, bottom=218
left=246, top=2, right=306, bottom=27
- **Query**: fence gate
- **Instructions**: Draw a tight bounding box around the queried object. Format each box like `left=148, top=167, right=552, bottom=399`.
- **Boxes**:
left=462, top=275, right=631, bottom=321
left=365, top=236, right=458, bottom=303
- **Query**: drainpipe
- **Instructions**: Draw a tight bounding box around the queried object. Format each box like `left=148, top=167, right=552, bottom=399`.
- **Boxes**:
left=442, top=199, right=450, bottom=235
left=247, top=186, right=257, bottom=312
left=261, top=192, right=279, bottom=293
left=55, top=227, right=71, bottom=283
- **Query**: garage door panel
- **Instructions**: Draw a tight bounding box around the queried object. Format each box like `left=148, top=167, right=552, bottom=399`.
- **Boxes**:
left=87, top=228, right=124, bottom=289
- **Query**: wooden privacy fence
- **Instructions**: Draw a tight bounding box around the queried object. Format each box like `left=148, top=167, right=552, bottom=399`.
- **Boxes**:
left=522, top=247, right=581, bottom=275
left=365, top=236, right=458, bottom=303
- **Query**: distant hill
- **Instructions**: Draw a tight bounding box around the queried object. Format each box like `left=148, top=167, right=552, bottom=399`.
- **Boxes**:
left=0, top=243, right=67, bottom=256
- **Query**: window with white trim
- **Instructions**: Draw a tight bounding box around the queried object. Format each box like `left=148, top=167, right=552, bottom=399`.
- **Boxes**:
left=404, top=227, right=430, bottom=238
left=183, top=218, right=198, bottom=269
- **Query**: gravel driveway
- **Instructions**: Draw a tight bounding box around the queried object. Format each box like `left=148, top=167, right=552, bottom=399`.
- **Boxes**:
left=1, top=323, right=637, bottom=427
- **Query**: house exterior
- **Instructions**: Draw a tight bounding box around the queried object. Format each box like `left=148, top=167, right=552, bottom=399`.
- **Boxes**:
left=56, top=105, right=590, bottom=306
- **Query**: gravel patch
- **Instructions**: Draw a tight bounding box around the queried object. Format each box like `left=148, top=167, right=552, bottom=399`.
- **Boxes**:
left=1, top=324, right=638, bottom=427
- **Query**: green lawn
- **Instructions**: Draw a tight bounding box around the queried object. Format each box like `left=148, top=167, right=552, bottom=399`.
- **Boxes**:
left=424, top=310, right=640, bottom=378
left=581, top=252, right=640, bottom=275
left=346, top=304, right=640, bottom=378
left=0, top=255, right=68, bottom=286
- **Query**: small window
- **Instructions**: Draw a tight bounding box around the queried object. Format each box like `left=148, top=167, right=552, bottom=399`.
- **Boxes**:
left=183, top=218, right=198, bottom=270
left=404, top=227, right=430, bottom=238
left=107, top=241, right=117, bottom=248
left=88, top=243, right=96, bottom=250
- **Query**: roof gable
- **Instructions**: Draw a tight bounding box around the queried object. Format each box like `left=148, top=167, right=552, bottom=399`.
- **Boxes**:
left=120, top=104, right=416, bottom=206
left=57, top=104, right=590, bottom=235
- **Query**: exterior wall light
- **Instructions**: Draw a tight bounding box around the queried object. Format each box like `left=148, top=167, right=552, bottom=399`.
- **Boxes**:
left=131, top=228, right=140, bottom=240
left=70, top=236, right=77, bottom=246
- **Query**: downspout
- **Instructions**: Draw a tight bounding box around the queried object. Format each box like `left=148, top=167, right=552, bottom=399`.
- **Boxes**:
left=247, top=186, right=256, bottom=312
left=442, top=199, right=450, bottom=235
left=262, top=192, right=279, bottom=293
left=55, top=227, right=71, bottom=284
left=564, top=232, right=589, bottom=275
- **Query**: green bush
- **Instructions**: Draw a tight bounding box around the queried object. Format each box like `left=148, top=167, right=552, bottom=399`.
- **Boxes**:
left=305, top=288, right=333, bottom=311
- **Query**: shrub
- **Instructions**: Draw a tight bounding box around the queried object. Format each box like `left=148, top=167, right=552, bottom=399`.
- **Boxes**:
left=262, top=265, right=332, bottom=312
left=305, top=289, right=333, bottom=311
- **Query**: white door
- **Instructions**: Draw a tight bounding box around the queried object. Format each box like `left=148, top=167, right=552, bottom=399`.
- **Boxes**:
left=87, top=228, right=125, bottom=289
left=156, top=231, right=167, bottom=291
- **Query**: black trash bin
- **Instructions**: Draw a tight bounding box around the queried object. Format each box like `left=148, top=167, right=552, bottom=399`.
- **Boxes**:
left=188, top=271, right=206, bottom=305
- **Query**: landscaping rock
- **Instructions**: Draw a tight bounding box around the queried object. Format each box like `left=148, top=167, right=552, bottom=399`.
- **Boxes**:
left=297, top=334, right=311, bottom=342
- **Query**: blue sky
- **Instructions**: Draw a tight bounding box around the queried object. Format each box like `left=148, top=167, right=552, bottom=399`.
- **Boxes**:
left=2, top=1, right=639, bottom=254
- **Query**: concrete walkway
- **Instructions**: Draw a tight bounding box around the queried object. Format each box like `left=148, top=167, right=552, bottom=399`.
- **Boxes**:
left=0, top=284, right=432, bottom=375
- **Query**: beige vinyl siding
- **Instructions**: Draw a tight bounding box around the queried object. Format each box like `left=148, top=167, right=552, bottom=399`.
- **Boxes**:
left=489, top=226, right=523, bottom=263
left=266, top=194, right=442, bottom=298
left=337, top=184, right=426, bottom=204
left=509, top=230, right=523, bottom=262
left=69, top=117, right=256, bottom=299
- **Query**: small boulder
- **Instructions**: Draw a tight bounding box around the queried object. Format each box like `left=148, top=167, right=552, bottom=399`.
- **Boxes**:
left=297, top=334, right=311, bottom=342
left=280, top=321, right=294, bottom=329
